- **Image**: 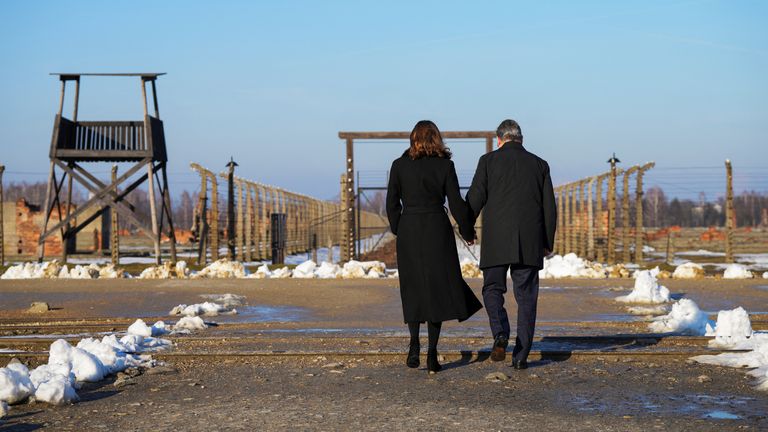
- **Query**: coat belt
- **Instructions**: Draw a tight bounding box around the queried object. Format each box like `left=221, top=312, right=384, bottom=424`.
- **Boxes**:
left=402, top=205, right=446, bottom=215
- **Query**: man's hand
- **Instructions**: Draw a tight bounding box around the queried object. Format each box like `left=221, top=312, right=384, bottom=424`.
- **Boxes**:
left=543, top=248, right=552, bottom=257
left=466, top=231, right=477, bottom=246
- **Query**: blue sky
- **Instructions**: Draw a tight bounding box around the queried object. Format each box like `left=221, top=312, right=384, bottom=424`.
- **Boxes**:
left=0, top=0, right=766, bottom=200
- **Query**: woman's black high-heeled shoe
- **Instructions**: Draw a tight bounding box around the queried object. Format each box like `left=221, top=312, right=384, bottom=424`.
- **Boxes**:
left=427, top=348, right=442, bottom=374
left=406, top=343, right=420, bottom=368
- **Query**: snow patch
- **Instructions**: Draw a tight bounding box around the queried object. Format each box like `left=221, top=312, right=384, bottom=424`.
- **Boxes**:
left=169, top=302, right=236, bottom=317
left=1, top=261, right=123, bottom=280
left=192, top=259, right=246, bottom=279
left=648, top=299, right=711, bottom=335
left=705, top=307, right=754, bottom=349
left=138, top=261, right=189, bottom=279
left=616, top=268, right=671, bottom=304
left=672, top=262, right=705, bottom=279
left=173, top=316, right=207, bottom=332
left=538, top=254, right=607, bottom=279
left=723, top=264, right=754, bottom=279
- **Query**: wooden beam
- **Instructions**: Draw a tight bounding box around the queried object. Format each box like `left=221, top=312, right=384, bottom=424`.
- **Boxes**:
left=338, top=131, right=495, bottom=140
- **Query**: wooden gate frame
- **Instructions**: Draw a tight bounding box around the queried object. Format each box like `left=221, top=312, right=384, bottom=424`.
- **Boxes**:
left=338, top=131, right=495, bottom=261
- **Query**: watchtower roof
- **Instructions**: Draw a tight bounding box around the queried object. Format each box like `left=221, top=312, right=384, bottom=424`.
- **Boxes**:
left=50, top=73, right=166, bottom=80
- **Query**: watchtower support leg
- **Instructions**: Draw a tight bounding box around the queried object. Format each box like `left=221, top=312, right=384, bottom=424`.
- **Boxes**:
left=147, top=162, right=161, bottom=264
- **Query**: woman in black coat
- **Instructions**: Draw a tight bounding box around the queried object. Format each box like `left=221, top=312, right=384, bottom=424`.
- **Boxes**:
left=386, top=120, right=482, bottom=374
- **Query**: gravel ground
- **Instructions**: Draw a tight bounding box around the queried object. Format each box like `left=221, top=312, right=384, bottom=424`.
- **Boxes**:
left=2, top=354, right=766, bottom=431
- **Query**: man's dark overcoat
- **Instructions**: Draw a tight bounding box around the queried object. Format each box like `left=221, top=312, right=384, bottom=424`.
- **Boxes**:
left=466, top=142, right=557, bottom=269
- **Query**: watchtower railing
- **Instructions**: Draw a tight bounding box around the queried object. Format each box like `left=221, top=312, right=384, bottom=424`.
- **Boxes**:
left=50, top=115, right=166, bottom=162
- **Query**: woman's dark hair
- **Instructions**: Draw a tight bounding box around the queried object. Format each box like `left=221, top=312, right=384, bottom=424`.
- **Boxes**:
left=408, top=120, right=452, bottom=159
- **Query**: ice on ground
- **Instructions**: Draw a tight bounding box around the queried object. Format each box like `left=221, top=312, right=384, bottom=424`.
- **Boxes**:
left=200, top=294, right=245, bottom=308
left=315, top=262, right=342, bottom=279
left=0, top=364, right=35, bottom=404
left=648, top=299, right=711, bottom=335
left=460, top=258, right=482, bottom=278
left=615, top=268, right=671, bottom=304
left=626, top=305, right=670, bottom=316
left=705, top=307, right=754, bottom=349
left=538, top=254, right=607, bottom=279
left=138, top=261, right=189, bottom=279
left=723, top=264, right=754, bottom=279
left=173, top=316, right=207, bottom=332
left=126, top=319, right=169, bottom=337
left=192, top=259, right=246, bottom=279
left=169, top=302, right=236, bottom=317
left=672, top=262, right=705, bottom=279
left=293, top=260, right=318, bottom=278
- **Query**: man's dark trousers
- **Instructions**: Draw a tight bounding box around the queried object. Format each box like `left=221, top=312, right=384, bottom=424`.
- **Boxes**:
left=482, top=264, right=539, bottom=362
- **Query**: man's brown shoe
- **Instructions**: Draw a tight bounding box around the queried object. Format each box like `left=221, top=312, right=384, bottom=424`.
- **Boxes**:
left=490, top=335, right=508, bottom=362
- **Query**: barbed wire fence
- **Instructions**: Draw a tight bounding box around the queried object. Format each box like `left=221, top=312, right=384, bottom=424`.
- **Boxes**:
left=1, top=160, right=766, bottom=264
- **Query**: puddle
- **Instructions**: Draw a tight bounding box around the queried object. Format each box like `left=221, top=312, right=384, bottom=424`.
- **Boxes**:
left=704, top=410, right=741, bottom=420
left=219, top=305, right=311, bottom=323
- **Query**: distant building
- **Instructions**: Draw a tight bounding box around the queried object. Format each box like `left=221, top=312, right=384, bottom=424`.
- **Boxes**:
left=2, top=199, right=109, bottom=260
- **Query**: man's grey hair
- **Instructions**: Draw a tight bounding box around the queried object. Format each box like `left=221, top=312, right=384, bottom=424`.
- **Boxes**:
left=496, top=119, right=523, bottom=143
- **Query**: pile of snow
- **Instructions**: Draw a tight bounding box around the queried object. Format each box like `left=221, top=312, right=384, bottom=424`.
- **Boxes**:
left=341, top=260, right=386, bottom=279
left=723, top=264, right=754, bottom=279
left=173, top=316, right=207, bottom=332
left=460, top=258, right=481, bottom=278
left=127, top=319, right=169, bottom=337
left=1, top=400, right=7, bottom=418
left=616, top=268, right=671, bottom=304
left=271, top=266, right=293, bottom=279
left=1, top=261, right=124, bottom=280
left=648, top=298, right=711, bottom=335
left=0, top=318, right=179, bottom=411
left=192, top=259, right=246, bottom=279
left=0, top=363, right=35, bottom=404
left=169, top=302, right=236, bottom=317
left=705, top=307, right=754, bottom=349
left=764, top=271, right=768, bottom=279
left=138, top=261, right=189, bottom=279
left=292, top=260, right=317, bottom=278
left=692, top=332, right=768, bottom=391
left=315, top=262, right=342, bottom=279
left=672, top=262, right=705, bottom=279
left=538, top=254, right=607, bottom=279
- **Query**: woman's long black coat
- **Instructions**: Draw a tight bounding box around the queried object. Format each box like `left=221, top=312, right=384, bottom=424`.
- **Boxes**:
left=386, top=153, right=482, bottom=324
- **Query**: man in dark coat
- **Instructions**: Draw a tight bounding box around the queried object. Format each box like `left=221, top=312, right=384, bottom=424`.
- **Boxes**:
left=465, top=119, right=557, bottom=369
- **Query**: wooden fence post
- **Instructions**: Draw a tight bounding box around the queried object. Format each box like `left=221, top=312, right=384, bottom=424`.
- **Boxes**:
left=595, top=176, right=604, bottom=262
left=555, top=186, right=565, bottom=255
left=587, top=177, right=596, bottom=260
left=111, top=165, right=119, bottom=266
left=0, top=165, right=4, bottom=266
left=607, top=155, right=620, bottom=265
left=570, top=183, right=578, bottom=255
left=634, top=162, right=655, bottom=263
left=725, top=159, right=734, bottom=263
left=578, top=180, right=587, bottom=257
left=210, top=172, right=219, bottom=262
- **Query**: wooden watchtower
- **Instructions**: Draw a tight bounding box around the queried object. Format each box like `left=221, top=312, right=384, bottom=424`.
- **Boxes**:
left=38, top=73, right=177, bottom=264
